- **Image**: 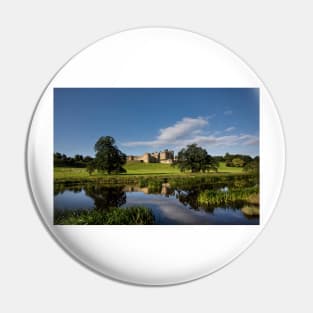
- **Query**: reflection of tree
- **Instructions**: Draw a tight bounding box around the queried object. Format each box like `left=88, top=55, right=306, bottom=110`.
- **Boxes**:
left=54, top=183, right=126, bottom=211
left=54, top=184, right=83, bottom=196
left=171, top=174, right=259, bottom=212
left=84, top=185, right=126, bottom=211
left=53, top=173, right=259, bottom=213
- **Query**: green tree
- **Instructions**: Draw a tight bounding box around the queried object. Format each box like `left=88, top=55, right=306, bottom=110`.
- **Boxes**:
left=84, top=156, right=93, bottom=163
left=224, top=153, right=252, bottom=167
left=176, top=144, right=218, bottom=173
left=202, top=155, right=219, bottom=172
left=232, top=157, right=245, bottom=167
left=94, top=136, right=127, bottom=174
left=244, top=157, right=259, bottom=173
left=86, top=160, right=96, bottom=175
left=224, top=152, right=233, bottom=167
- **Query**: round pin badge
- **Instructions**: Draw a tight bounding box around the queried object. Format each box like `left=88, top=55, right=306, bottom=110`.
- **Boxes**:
left=26, top=28, right=285, bottom=285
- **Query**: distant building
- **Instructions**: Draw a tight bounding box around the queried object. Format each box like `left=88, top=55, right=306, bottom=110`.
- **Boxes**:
left=127, top=149, right=174, bottom=164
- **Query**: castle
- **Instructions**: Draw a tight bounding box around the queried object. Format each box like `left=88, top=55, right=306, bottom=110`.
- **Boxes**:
left=127, top=149, right=175, bottom=164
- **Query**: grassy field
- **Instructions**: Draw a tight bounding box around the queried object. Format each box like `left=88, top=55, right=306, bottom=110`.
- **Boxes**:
left=124, top=162, right=180, bottom=174
left=124, top=162, right=243, bottom=174
left=54, top=162, right=244, bottom=183
left=217, top=162, right=244, bottom=173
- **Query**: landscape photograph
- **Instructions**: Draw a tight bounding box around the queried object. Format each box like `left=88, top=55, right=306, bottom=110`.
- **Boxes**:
left=54, top=88, right=260, bottom=225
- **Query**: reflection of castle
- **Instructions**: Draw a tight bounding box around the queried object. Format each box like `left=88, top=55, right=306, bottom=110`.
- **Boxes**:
left=123, top=183, right=171, bottom=195
left=127, top=149, right=174, bottom=164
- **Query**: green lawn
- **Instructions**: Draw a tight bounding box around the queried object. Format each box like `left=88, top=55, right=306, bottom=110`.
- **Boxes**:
left=54, top=161, right=243, bottom=183
left=124, top=162, right=244, bottom=174
left=218, top=162, right=244, bottom=173
left=124, top=162, right=180, bottom=174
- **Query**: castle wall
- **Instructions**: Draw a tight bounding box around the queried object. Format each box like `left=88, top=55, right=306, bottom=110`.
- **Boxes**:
left=127, top=149, right=174, bottom=163
left=160, top=159, right=173, bottom=164
left=159, top=149, right=174, bottom=162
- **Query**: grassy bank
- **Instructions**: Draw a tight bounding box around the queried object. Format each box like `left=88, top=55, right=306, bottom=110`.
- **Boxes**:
left=217, top=162, right=245, bottom=173
left=54, top=162, right=244, bottom=184
left=54, top=206, right=155, bottom=225
left=197, top=186, right=259, bottom=213
left=124, top=162, right=180, bottom=174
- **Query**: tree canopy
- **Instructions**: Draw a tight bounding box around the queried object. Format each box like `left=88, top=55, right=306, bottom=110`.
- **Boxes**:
left=94, top=136, right=127, bottom=174
left=224, top=153, right=253, bottom=167
left=232, top=157, right=245, bottom=167
left=54, top=152, right=93, bottom=168
left=175, top=144, right=218, bottom=173
left=243, top=156, right=259, bottom=173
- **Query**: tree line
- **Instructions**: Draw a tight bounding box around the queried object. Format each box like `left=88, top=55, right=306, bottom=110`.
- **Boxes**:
left=54, top=152, right=93, bottom=168
left=54, top=136, right=126, bottom=175
left=214, top=152, right=258, bottom=167
left=213, top=153, right=259, bottom=173
left=54, top=136, right=259, bottom=174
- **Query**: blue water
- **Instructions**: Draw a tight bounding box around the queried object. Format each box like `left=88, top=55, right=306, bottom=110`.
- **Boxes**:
left=54, top=187, right=259, bottom=225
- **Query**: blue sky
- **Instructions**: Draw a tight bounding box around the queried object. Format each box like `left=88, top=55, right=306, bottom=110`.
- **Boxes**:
left=54, top=88, right=259, bottom=157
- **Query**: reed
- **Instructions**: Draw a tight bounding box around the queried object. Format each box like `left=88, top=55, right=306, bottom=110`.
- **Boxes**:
left=197, top=186, right=259, bottom=208
left=54, top=207, right=155, bottom=225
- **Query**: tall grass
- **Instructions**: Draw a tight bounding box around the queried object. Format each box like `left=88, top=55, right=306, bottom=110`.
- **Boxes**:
left=197, top=186, right=259, bottom=208
left=54, top=207, right=155, bottom=225
left=168, top=174, right=258, bottom=190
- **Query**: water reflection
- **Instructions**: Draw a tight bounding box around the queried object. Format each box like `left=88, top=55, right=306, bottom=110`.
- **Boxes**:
left=54, top=174, right=259, bottom=225
left=55, top=183, right=126, bottom=211
left=85, top=185, right=126, bottom=210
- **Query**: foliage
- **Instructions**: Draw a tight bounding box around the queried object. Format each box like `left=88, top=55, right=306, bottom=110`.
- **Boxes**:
left=175, top=144, right=219, bottom=173
left=243, top=157, right=259, bottom=173
left=105, top=207, right=155, bottom=225
left=54, top=152, right=93, bottom=168
left=54, top=207, right=155, bottom=225
left=213, top=155, right=225, bottom=163
left=197, top=186, right=259, bottom=209
left=86, top=160, right=96, bottom=175
left=224, top=153, right=253, bottom=167
left=232, top=157, right=245, bottom=167
left=94, top=136, right=127, bottom=174
left=54, top=173, right=260, bottom=223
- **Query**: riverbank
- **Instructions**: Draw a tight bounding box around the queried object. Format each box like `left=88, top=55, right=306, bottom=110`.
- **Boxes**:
left=54, top=168, right=260, bottom=225
left=54, top=162, right=246, bottom=184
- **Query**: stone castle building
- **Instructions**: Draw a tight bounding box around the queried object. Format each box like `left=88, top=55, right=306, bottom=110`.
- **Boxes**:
left=127, top=149, right=174, bottom=164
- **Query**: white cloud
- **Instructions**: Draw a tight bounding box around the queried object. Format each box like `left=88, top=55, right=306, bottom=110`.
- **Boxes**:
left=224, top=126, right=236, bottom=132
left=176, top=134, right=259, bottom=148
left=224, top=110, right=232, bottom=115
left=123, top=117, right=208, bottom=147
left=238, top=134, right=259, bottom=145
left=191, top=129, right=203, bottom=135
left=158, top=117, right=207, bottom=141
left=122, top=117, right=258, bottom=150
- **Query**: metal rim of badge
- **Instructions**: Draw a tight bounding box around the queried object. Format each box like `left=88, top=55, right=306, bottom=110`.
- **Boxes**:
left=26, top=27, right=285, bottom=286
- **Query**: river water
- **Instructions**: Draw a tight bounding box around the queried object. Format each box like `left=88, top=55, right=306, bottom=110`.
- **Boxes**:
left=54, top=183, right=259, bottom=225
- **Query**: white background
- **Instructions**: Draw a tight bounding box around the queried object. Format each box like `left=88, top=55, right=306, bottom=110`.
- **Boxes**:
left=0, top=0, right=312, bottom=312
